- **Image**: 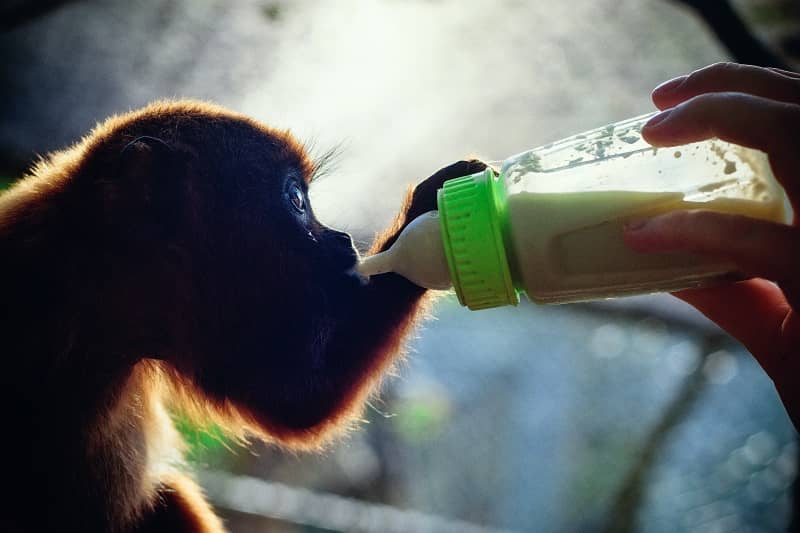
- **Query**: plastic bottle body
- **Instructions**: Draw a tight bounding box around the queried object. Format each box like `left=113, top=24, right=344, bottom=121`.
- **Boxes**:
left=499, top=113, right=790, bottom=304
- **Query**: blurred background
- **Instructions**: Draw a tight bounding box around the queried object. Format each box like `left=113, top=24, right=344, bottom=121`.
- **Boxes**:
left=2, top=1, right=799, bottom=531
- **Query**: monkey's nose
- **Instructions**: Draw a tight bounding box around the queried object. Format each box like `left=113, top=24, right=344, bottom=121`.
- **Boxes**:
left=324, top=229, right=358, bottom=270
left=332, top=230, right=353, bottom=246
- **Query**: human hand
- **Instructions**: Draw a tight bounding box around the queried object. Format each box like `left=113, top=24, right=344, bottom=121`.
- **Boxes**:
left=622, top=62, right=800, bottom=427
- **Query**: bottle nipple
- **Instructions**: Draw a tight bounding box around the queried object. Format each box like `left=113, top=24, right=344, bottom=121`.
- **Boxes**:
left=356, top=211, right=452, bottom=290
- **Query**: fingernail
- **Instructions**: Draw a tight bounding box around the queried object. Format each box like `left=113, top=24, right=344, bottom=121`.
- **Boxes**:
left=624, top=218, right=650, bottom=232
left=653, top=75, right=687, bottom=97
left=643, top=109, right=673, bottom=130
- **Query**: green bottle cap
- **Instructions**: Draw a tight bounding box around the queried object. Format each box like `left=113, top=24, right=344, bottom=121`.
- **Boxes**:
left=437, top=167, right=519, bottom=310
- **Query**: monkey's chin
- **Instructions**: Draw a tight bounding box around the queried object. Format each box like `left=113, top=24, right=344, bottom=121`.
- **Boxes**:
left=346, top=267, right=370, bottom=286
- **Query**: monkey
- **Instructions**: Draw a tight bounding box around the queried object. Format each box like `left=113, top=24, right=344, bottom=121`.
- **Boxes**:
left=0, top=99, right=486, bottom=532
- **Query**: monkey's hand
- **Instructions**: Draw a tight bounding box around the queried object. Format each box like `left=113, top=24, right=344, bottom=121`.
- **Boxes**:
left=378, top=159, right=487, bottom=253
left=405, top=159, right=487, bottom=223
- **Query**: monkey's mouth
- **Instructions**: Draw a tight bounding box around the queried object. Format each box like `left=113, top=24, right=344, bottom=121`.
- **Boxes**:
left=344, top=251, right=368, bottom=285
left=339, top=245, right=366, bottom=285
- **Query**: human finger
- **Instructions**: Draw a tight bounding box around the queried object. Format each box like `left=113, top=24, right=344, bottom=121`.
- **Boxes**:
left=641, top=92, right=800, bottom=206
left=642, top=92, right=800, bottom=151
left=652, top=62, right=800, bottom=110
left=623, top=210, right=800, bottom=285
left=672, top=279, right=793, bottom=375
left=677, top=280, right=800, bottom=430
left=769, top=67, right=800, bottom=80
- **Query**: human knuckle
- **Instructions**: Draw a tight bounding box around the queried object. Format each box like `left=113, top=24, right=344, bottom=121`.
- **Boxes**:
left=682, top=92, right=742, bottom=126
left=707, top=61, right=741, bottom=76
left=685, top=209, right=717, bottom=228
left=667, top=210, right=699, bottom=232
left=681, top=92, right=720, bottom=111
left=688, top=62, right=736, bottom=84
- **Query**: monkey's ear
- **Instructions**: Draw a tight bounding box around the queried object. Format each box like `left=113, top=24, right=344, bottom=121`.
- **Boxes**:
left=109, top=135, right=184, bottom=244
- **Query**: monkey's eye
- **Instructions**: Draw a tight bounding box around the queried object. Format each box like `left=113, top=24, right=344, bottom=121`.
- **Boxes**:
left=288, top=183, right=306, bottom=214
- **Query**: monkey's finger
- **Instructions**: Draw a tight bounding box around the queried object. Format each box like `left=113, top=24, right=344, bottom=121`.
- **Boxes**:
left=623, top=210, right=800, bottom=287
left=652, top=62, right=800, bottom=110
left=407, top=160, right=487, bottom=220
left=423, top=160, right=488, bottom=190
left=641, top=92, right=800, bottom=209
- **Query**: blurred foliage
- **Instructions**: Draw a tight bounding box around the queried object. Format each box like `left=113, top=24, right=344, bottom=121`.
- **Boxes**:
left=391, top=396, right=451, bottom=443
left=738, top=0, right=800, bottom=24
left=260, top=2, right=282, bottom=21
left=389, top=380, right=453, bottom=444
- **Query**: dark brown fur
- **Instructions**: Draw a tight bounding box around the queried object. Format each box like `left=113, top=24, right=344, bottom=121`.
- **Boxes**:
left=0, top=100, right=484, bottom=531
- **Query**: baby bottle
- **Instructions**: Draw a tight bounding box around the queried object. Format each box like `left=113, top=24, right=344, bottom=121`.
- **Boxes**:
left=358, top=113, right=791, bottom=310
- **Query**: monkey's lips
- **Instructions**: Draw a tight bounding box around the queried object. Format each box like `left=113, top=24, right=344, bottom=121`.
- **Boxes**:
left=341, top=247, right=367, bottom=286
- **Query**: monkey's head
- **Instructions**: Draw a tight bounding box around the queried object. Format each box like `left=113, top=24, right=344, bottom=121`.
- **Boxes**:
left=47, top=101, right=378, bottom=446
